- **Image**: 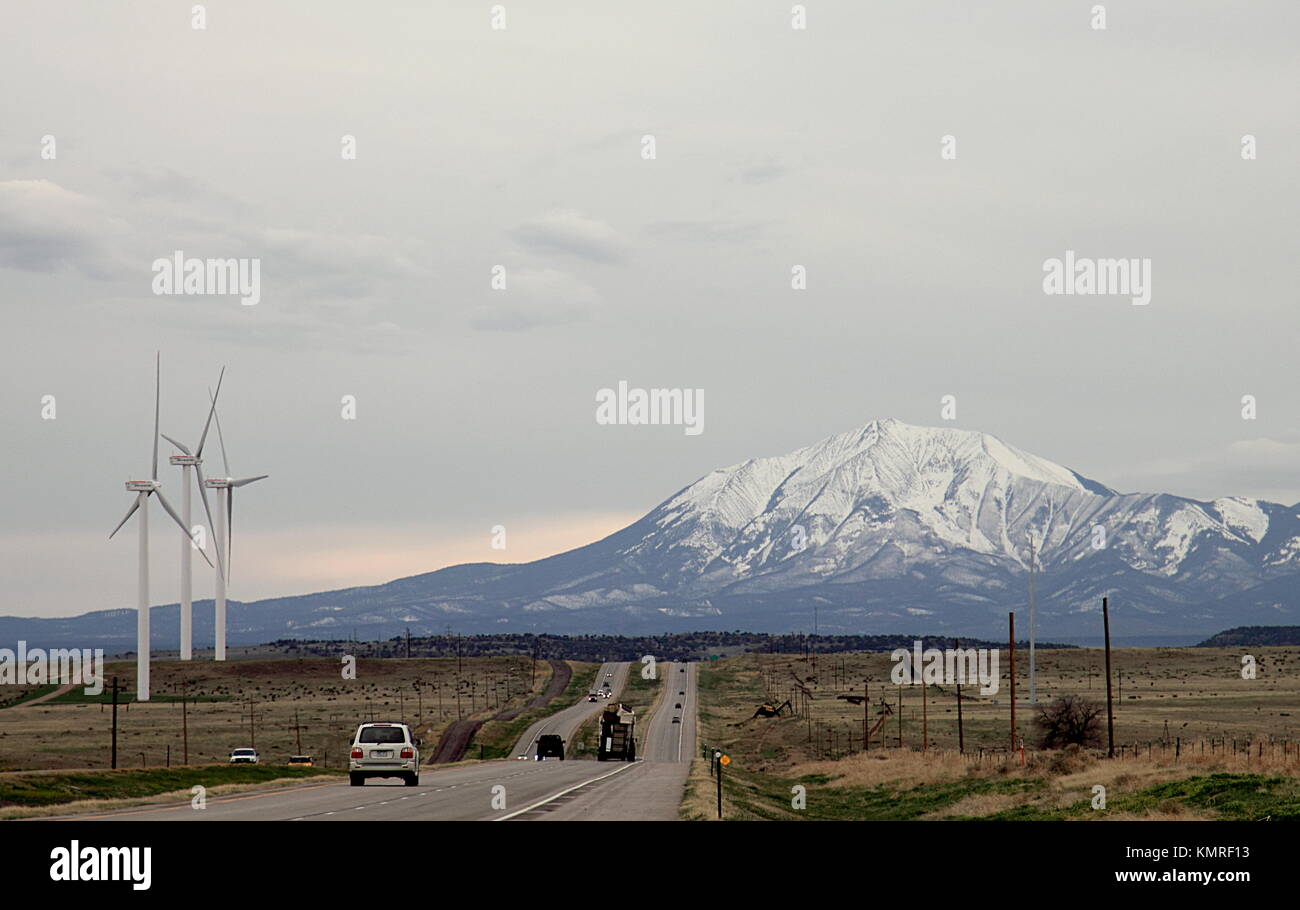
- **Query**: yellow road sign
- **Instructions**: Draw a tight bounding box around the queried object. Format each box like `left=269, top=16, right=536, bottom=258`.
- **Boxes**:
left=720, top=755, right=731, bottom=766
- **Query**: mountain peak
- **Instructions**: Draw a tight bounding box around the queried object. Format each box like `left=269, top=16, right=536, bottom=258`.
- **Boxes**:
left=818, top=417, right=1098, bottom=493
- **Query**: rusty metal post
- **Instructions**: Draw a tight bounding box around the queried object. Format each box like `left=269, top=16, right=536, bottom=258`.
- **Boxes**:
left=1103, top=596, right=1115, bottom=758
left=1009, top=612, right=1017, bottom=754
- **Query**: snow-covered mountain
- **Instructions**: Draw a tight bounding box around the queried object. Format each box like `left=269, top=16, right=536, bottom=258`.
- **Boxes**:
left=9, top=419, right=1300, bottom=648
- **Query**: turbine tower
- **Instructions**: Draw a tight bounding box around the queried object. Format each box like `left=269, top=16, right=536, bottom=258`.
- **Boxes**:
left=202, top=394, right=268, bottom=661
left=161, top=367, right=226, bottom=661
left=109, top=353, right=212, bottom=700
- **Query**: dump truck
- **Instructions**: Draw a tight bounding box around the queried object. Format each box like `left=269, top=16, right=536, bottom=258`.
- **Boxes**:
left=597, top=703, right=636, bottom=761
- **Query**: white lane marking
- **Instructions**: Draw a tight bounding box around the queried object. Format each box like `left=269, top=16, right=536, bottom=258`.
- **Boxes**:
left=492, top=762, right=638, bottom=821
left=676, top=664, right=685, bottom=762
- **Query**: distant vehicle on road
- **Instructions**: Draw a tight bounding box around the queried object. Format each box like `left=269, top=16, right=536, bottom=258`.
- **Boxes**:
left=229, top=748, right=259, bottom=764
left=287, top=755, right=314, bottom=767
left=671, top=717, right=681, bottom=724
left=679, top=691, right=685, bottom=695
left=675, top=703, right=682, bottom=709
left=349, top=722, right=420, bottom=787
left=598, top=704, right=636, bottom=761
left=535, top=734, right=565, bottom=760
left=588, top=693, right=599, bottom=702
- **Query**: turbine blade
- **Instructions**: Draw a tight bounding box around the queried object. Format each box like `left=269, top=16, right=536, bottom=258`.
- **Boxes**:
left=196, top=367, right=225, bottom=458
left=195, top=464, right=224, bottom=578
left=109, top=498, right=140, bottom=539
left=151, top=352, right=161, bottom=480
left=156, top=488, right=213, bottom=568
left=161, top=433, right=191, bottom=456
left=210, top=389, right=231, bottom=476
left=230, top=474, right=268, bottom=488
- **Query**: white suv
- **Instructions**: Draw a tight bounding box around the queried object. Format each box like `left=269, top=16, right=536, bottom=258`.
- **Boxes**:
left=349, top=722, right=420, bottom=787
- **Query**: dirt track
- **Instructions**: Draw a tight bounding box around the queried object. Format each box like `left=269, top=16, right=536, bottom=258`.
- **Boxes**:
left=429, top=660, right=572, bottom=764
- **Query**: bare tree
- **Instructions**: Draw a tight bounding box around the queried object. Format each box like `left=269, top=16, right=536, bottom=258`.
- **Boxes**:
left=1035, top=695, right=1103, bottom=749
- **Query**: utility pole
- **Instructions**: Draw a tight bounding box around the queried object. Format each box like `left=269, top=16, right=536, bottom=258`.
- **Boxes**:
left=110, top=676, right=119, bottom=769
left=1103, top=596, right=1115, bottom=758
left=1009, top=612, right=1017, bottom=754
left=954, top=638, right=965, bottom=754
left=181, top=682, right=189, bottom=765
left=245, top=697, right=257, bottom=749
left=1028, top=533, right=1037, bottom=706
left=406, top=627, right=411, bottom=660
left=295, top=708, right=303, bottom=754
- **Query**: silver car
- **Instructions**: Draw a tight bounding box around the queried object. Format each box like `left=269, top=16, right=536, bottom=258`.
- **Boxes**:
left=349, top=722, right=420, bottom=787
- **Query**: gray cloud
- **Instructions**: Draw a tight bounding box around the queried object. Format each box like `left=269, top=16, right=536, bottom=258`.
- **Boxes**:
left=510, top=210, right=629, bottom=264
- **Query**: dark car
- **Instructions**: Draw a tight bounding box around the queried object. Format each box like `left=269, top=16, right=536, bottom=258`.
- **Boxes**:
left=675, top=703, right=682, bottom=709
left=535, top=734, right=565, bottom=760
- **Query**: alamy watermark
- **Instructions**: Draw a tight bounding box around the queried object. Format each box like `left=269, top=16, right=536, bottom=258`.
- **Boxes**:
left=0, top=642, right=104, bottom=695
left=890, top=641, right=999, bottom=695
left=595, top=381, right=703, bottom=436
left=151, top=250, right=261, bottom=306
left=1042, top=250, right=1151, bottom=306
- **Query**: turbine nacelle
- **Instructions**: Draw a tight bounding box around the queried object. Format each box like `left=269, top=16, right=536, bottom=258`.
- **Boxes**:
left=125, top=480, right=161, bottom=492
left=203, top=477, right=231, bottom=489
left=169, top=454, right=201, bottom=466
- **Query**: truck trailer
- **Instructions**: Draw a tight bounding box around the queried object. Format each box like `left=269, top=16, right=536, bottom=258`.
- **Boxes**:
left=597, top=703, right=636, bottom=761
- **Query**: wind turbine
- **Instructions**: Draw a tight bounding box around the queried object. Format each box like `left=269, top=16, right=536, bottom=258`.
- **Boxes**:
left=109, top=353, right=212, bottom=701
left=161, top=367, right=226, bottom=661
left=202, top=392, right=268, bottom=661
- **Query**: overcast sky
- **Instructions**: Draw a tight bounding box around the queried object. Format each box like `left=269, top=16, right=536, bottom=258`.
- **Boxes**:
left=2, top=1, right=1297, bottom=618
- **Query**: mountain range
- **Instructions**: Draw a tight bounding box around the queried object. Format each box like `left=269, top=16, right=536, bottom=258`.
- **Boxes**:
left=7, top=418, right=1299, bottom=650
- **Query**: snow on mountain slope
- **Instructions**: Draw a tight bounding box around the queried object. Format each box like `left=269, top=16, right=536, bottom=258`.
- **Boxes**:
left=604, top=418, right=1299, bottom=603
left=9, top=418, right=1300, bottom=647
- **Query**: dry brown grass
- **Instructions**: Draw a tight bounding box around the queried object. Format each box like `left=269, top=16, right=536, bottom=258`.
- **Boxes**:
left=0, top=656, right=550, bottom=772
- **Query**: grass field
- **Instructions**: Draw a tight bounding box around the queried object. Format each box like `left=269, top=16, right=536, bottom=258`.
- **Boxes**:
left=0, top=655, right=549, bottom=773
left=0, top=765, right=341, bottom=817
left=471, top=661, right=597, bottom=759
left=683, top=647, right=1300, bottom=821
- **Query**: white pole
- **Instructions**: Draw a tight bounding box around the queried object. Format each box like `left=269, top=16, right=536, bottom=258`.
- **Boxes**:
left=137, top=491, right=150, bottom=702
left=215, top=488, right=227, bottom=661
left=180, top=464, right=192, bottom=661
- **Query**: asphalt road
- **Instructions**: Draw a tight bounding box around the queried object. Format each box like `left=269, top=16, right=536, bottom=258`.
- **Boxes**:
left=509, top=661, right=630, bottom=758
left=512, top=660, right=697, bottom=821
left=48, top=661, right=697, bottom=822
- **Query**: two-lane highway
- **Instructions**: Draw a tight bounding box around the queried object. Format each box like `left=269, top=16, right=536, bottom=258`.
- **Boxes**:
left=47, top=660, right=695, bottom=822
left=509, top=661, right=629, bottom=758
left=506, top=660, right=698, bottom=821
